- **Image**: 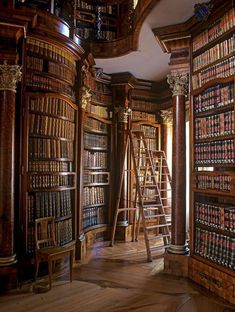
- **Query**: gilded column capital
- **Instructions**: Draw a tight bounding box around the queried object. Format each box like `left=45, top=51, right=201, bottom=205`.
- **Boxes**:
left=0, top=64, right=22, bottom=93
left=160, top=109, right=173, bottom=125
left=167, top=72, right=188, bottom=97
left=115, top=106, right=132, bottom=123
left=80, top=86, right=92, bottom=110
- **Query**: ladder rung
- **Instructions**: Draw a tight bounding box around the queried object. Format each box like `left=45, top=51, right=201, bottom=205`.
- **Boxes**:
left=163, top=205, right=171, bottom=208
left=159, top=189, right=172, bottom=191
left=143, top=195, right=159, bottom=198
left=144, top=214, right=165, bottom=219
left=142, top=204, right=162, bottom=208
left=146, top=224, right=169, bottom=230
left=147, top=233, right=171, bottom=241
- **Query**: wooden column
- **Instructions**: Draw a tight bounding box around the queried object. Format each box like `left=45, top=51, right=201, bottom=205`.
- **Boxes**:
left=167, top=71, right=189, bottom=255
left=0, top=63, right=22, bottom=267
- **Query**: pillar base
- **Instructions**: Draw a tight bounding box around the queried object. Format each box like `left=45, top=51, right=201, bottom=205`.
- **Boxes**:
left=0, top=254, right=17, bottom=266
left=167, top=243, right=189, bottom=255
left=164, top=251, right=189, bottom=277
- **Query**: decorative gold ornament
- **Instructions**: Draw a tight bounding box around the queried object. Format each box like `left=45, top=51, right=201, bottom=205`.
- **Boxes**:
left=167, top=72, right=188, bottom=97
left=0, top=64, right=22, bottom=92
left=160, top=109, right=173, bottom=125
left=81, top=86, right=92, bottom=109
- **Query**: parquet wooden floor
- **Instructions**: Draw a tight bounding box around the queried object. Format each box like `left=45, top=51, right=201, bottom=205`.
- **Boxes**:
left=0, top=239, right=235, bottom=312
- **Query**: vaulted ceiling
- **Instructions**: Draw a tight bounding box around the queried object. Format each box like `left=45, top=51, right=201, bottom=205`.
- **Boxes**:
left=95, top=0, right=206, bottom=81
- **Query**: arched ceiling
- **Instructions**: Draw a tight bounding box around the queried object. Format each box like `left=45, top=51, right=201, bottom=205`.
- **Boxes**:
left=95, top=0, right=206, bottom=81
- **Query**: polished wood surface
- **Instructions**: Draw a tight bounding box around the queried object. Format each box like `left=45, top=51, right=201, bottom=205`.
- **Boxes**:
left=0, top=238, right=235, bottom=311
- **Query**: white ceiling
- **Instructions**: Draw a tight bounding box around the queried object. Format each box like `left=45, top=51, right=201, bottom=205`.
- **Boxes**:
left=95, top=0, right=206, bottom=81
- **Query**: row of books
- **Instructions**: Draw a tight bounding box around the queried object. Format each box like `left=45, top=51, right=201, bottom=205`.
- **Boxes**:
left=26, top=72, right=75, bottom=100
left=83, top=150, right=108, bottom=168
left=194, top=227, right=235, bottom=269
left=84, top=133, right=108, bottom=149
left=83, top=172, right=109, bottom=184
left=27, top=38, right=76, bottom=70
left=132, top=101, right=157, bottom=114
left=192, top=8, right=235, bottom=52
left=132, top=124, right=159, bottom=137
left=29, top=160, right=73, bottom=173
left=195, top=110, right=234, bottom=139
left=29, top=113, right=75, bottom=140
left=92, top=92, right=112, bottom=105
left=84, top=76, right=111, bottom=95
left=133, top=138, right=157, bottom=151
left=131, top=111, right=156, bottom=122
left=48, top=61, right=75, bottom=83
left=29, top=138, right=73, bottom=159
left=193, top=83, right=234, bottom=113
left=29, top=174, right=75, bottom=189
left=26, top=56, right=43, bottom=71
left=86, top=103, right=109, bottom=118
left=192, top=56, right=235, bottom=90
left=194, top=139, right=234, bottom=165
left=96, top=30, right=117, bottom=41
left=27, top=218, right=73, bottom=253
left=28, top=96, right=75, bottom=121
left=76, top=27, right=94, bottom=40
left=193, top=35, right=235, bottom=72
left=195, top=202, right=235, bottom=231
left=83, top=186, right=106, bottom=207
left=85, top=117, right=108, bottom=133
left=28, top=190, right=72, bottom=223
left=196, top=174, right=232, bottom=192
left=76, top=0, right=116, bottom=15
left=83, top=205, right=107, bottom=229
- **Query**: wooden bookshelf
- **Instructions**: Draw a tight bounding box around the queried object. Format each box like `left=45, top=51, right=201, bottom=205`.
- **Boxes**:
left=189, top=3, right=235, bottom=304
left=77, top=66, right=113, bottom=258
left=21, top=37, right=79, bottom=256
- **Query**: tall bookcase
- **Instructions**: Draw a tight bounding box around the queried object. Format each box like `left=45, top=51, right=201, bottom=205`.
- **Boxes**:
left=21, top=35, right=79, bottom=257
left=189, top=3, right=235, bottom=304
left=74, top=0, right=118, bottom=41
left=78, top=66, right=113, bottom=257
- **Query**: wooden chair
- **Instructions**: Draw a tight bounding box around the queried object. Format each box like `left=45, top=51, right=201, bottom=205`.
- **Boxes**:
left=35, top=217, right=74, bottom=290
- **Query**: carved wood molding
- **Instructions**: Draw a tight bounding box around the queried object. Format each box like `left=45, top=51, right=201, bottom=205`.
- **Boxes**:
left=0, top=63, right=22, bottom=92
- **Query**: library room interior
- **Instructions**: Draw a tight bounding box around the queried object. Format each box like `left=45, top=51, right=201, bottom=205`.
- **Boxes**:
left=0, top=0, right=235, bottom=311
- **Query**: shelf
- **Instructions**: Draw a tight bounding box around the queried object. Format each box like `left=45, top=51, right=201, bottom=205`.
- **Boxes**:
left=192, top=76, right=235, bottom=94
left=26, top=86, right=75, bottom=102
left=84, top=166, right=108, bottom=170
left=84, top=126, right=108, bottom=135
left=83, top=203, right=107, bottom=209
left=29, top=109, right=75, bottom=123
left=28, top=186, right=76, bottom=192
left=29, top=133, right=74, bottom=141
left=26, top=68, right=75, bottom=86
left=84, top=146, right=108, bottom=151
left=195, top=133, right=234, bottom=143
left=84, top=182, right=109, bottom=186
left=86, top=112, right=112, bottom=124
left=28, top=172, right=76, bottom=176
left=84, top=223, right=108, bottom=234
left=193, top=26, right=235, bottom=57
left=194, top=102, right=234, bottom=117
left=195, top=221, right=235, bottom=238
left=29, top=157, right=73, bottom=162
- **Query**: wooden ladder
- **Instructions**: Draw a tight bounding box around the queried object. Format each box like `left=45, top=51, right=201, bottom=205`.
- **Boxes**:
left=110, top=130, right=171, bottom=262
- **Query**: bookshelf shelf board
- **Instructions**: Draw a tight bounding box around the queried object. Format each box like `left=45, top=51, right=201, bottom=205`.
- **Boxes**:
left=83, top=203, right=107, bottom=209
left=55, top=215, right=73, bottom=222
left=84, top=223, right=108, bottom=234
left=28, top=186, right=76, bottom=192
left=193, top=188, right=235, bottom=197
left=84, top=166, right=108, bottom=170
left=84, top=126, right=108, bottom=135
left=26, top=92, right=78, bottom=109
left=26, top=50, right=77, bottom=75
left=86, top=112, right=112, bottom=124
left=84, top=146, right=108, bottom=151
left=91, top=88, right=112, bottom=96
left=83, top=182, right=109, bottom=186
left=193, top=26, right=235, bottom=57
left=91, top=99, right=112, bottom=107
left=194, top=102, right=234, bottom=117
left=195, top=221, right=235, bottom=238
left=29, top=134, right=74, bottom=141
left=29, top=110, right=75, bottom=122
left=28, top=172, right=76, bottom=176
left=26, top=86, right=75, bottom=101
left=26, top=68, right=75, bottom=86
left=192, top=76, right=234, bottom=94
left=195, top=162, right=235, bottom=167
left=29, top=157, right=74, bottom=162
left=195, top=133, right=234, bottom=143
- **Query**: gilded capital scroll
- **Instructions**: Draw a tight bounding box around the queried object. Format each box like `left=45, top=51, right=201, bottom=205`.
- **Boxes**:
left=0, top=64, right=22, bottom=93
left=115, top=107, right=132, bottom=123
left=167, top=72, right=188, bottom=97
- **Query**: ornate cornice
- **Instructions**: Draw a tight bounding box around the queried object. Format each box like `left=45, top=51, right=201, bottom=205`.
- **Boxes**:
left=167, top=72, right=188, bottom=97
left=0, top=64, right=22, bottom=93
left=80, top=86, right=92, bottom=109
left=160, top=109, right=173, bottom=125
